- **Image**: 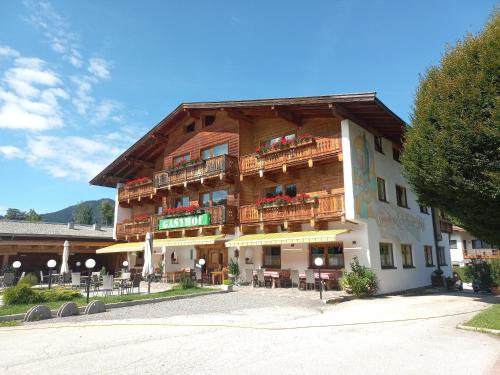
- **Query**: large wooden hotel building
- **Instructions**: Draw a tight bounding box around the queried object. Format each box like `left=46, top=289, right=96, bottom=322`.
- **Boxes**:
left=92, top=93, right=452, bottom=294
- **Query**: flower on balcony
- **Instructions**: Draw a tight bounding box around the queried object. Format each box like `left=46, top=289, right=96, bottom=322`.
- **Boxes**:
left=255, top=135, right=315, bottom=156
left=126, top=177, right=151, bottom=186
left=163, top=205, right=202, bottom=217
left=256, top=194, right=313, bottom=208
left=124, top=215, right=151, bottom=224
left=167, top=158, right=201, bottom=172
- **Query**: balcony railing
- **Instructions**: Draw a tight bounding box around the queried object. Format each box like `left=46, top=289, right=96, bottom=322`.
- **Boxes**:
left=118, top=180, right=155, bottom=203
left=240, top=137, right=341, bottom=175
left=439, top=218, right=453, bottom=234
left=116, top=220, right=152, bottom=239
left=152, top=205, right=238, bottom=231
left=464, top=249, right=499, bottom=259
left=240, top=193, right=344, bottom=224
left=154, top=154, right=238, bottom=189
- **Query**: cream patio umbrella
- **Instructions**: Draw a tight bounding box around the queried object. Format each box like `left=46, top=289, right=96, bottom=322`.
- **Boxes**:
left=60, top=240, right=69, bottom=275
left=142, top=232, right=154, bottom=293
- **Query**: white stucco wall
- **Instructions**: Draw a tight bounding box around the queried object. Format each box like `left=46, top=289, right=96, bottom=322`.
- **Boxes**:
left=341, top=119, right=451, bottom=293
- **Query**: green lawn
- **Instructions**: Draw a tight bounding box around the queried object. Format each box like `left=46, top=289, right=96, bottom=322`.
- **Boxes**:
left=464, top=304, right=500, bottom=331
left=0, top=320, right=21, bottom=327
left=0, top=286, right=217, bottom=317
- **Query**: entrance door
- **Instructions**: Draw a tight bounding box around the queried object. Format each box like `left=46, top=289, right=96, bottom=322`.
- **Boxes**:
left=196, top=244, right=227, bottom=273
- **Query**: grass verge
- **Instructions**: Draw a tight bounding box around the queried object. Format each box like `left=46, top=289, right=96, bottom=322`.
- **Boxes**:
left=0, top=320, right=21, bottom=327
left=0, top=286, right=216, bottom=317
left=463, top=304, right=500, bottom=331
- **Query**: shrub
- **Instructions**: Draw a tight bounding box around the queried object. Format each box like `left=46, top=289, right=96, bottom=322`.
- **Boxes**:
left=223, top=279, right=233, bottom=286
left=468, top=260, right=493, bottom=287
left=3, top=284, right=43, bottom=305
left=17, top=273, right=39, bottom=287
left=228, top=258, right=240, bottom=278
left=100, top=266, right=107, bottom=276
left=489, top=259, right=500, bottom=286
left=179, top=276, right=195, bottom=289
left=453, top=266, right=472, bottom=283
left=341, top=257, right=378, bottom=297
left=39, top=288, right=82, bottom=302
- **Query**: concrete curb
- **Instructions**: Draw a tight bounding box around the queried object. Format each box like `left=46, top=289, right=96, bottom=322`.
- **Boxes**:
left=0, top=289, right=226, bottom=323
left=457, top=324, right=500, bottom=336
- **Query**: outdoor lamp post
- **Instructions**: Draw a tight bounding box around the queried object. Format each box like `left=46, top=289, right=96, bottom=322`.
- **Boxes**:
left=47, top=259, right=57, bottom=290
left=85, top=258, right=96, bottom=303
left=198, top=258, right=206, bottom=288
left=123, top=260, right=129, bottom=272
left=12, top=261, right=21, bottom=283
left=76, top=261, right=81, bottom=269
left=314, top=257, right=324, bottom=300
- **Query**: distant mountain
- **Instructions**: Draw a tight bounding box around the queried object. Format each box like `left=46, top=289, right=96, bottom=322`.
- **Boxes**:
left=41, top=198, right=115, bottom=225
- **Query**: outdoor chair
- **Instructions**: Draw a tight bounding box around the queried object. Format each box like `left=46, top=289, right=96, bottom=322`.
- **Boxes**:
left=195, top=267, right=202, bottom=282
left=3, top=272, right=15, bottom=287
left=101, top=275, right=115, bottom=296
left=39, top=271, right=48, bottom=285
left=91, top=274, right=100, bottom=292
left=127, top=274, right=142, bottom=294
left=305, top=269, right=315, bottom=290
left=122, top=272, right=131, bottom=280
left=244, top=269, right=253, bottom=286
left=290, top=270, right=300, bottom=289
left=20, top=271, right=25, bottom=280
left=71, top=272, right=81, bottom=289
left=256, top=269, right=270, bottom=287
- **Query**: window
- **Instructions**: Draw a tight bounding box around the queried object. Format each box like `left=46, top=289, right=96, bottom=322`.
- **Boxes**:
left=449, top=240, right=457, bottom=249
left=401, top=244, right=414, bottom=268
left=261, top=133, right=296, bottom=147
left=471, top=239, right=483, bottom=249
left=437, top=246, right=447, bottom=266
left=212, top=190, right=228, bottom=206
left=185, top=122, right=195, bottom=133
left=171, top=251, right=178, bottom=264
left=392, top=147, right=401, bottom=162
left=174, top=196, right=190, bottom=208
left=463, top=240, right=467, bottom=250
left=157, top=206, right=163, bottom=215
left=380, top=243, right=394, bottom=269
left=200, top=192, right=210, bottom=208
left=377, top=177, right=387, bottom=202
left=201, top=143, right=228, bottom=160
left=135, top=252, right=144, bottom=266
left=204, top=115, right=215, bottom=127
left=419, top=205, right=429, bottom=214
left=309, top=243, right=344, bottom=268
left=424, top=246, right=434, bottom=267
left=264, top=184, right=297, bottom=198
left=374, top=135, right=383, bottom=153
left=263, top=246, right=281, bottom=268
left=396, top=185, right=408, bottom=208
left=174, top=153, right=190, bottom=163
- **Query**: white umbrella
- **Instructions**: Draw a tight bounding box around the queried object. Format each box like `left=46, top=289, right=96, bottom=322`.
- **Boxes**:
left=142, top=233, right=154, bottom=293
left=60, top=240, right=69, bottom=274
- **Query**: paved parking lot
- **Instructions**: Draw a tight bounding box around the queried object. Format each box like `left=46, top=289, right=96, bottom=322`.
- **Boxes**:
left=1, top=288, right=498, bottom=375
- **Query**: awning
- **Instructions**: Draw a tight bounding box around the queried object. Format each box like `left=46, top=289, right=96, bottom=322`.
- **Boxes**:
left=154, top=235, right=225, bottom=247
left=225, top=230, right=348, bottom=247
left=96, top=242, right=144, bottom=254
left=96, top=235, right=226, bottom=253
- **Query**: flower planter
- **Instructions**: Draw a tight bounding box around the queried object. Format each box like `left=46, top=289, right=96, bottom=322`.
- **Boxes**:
left=256, top=139, right=315, bottom=157
left=221, top=284, right=233, bottom=292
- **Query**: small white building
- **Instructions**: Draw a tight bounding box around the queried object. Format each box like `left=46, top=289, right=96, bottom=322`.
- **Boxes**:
left=449, top=226, right=499, bottom=266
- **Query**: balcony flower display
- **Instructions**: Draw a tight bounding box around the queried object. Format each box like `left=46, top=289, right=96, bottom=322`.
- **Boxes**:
left=255, top=134, right=315, bottom=156
left=256, top=193, right=313, bottom=208
left=167, top=158, right=202, bottom=173
left=123, top=215, right=151, bottom=224
left=125, top=177, right=152, bottom=186
left=162, top=205, right=204, bottom=217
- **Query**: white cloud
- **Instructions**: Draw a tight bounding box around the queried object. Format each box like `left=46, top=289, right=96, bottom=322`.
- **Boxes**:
left=0, top=45, right=20, bottom=58
left=0, top=145, right=23, bottom=159
left=88, top=58, right=111, bottom=80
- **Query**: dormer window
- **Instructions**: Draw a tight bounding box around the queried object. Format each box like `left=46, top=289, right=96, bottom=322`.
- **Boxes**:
left=185, top=122, right=195, bottom=133
left=204, top=115, right=215, bottom=127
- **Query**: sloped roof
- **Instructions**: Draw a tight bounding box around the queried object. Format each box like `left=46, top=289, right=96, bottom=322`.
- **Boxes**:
left=90, top=92, right=406, bottom=187
left=0, top=220, right=113, bottom=240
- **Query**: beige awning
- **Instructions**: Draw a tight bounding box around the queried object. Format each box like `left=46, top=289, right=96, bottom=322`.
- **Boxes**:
left=96, top=242, right=144, bottom=254
left=225, top=230, right=348, bottom=247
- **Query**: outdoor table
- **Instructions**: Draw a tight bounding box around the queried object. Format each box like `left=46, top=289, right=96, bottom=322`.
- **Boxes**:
left=114, top=276, right=130, bottom=294
left=253, top=270, right=289, bottom=288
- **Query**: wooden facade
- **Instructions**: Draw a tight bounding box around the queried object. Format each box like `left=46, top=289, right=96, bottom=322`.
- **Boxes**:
left=91, top=94, right=406, bottom=242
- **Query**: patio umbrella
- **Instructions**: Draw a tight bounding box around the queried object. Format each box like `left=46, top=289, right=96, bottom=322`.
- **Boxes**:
left=142, top=232, right=154, bottom=293
left=60, top=240, right=69, bottom=275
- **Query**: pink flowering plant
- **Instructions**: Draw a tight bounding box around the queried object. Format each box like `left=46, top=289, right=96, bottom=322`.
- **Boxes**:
left=255, top=134, right=315, bottom=156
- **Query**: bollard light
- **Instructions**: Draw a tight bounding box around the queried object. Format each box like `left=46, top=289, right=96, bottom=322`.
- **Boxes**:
left=314, top=257, right=324, bottom=300
left=198, top=258, right=206, bottom=288
left=85, top=258, right=96, bottom=303
left=47, top=259, right=57, bottom=289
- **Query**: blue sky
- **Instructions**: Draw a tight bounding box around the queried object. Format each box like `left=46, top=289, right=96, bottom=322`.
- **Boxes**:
left=0, top=0, right=496, bottom=216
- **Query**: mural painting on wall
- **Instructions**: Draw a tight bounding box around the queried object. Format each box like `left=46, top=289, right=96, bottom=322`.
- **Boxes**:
left=351, top=131, right=425, bottom=241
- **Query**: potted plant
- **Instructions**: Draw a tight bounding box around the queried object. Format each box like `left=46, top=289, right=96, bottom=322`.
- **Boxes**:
left=221, top=279, right=234, bottom=292
left=228, top=258, right=240, bottom=284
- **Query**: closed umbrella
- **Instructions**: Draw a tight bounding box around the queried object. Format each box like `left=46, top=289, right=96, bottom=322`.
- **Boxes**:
left=60, top=240, right=69, bottom=275
left=142, top=232, right=154, bottom=293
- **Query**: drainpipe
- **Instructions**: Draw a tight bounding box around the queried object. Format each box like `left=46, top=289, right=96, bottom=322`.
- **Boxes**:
left=431, top=207, right=442, bottom=274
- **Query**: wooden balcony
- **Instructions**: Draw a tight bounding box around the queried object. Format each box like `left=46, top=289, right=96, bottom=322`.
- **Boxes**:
left=154, top=155, right=238, bottom=190
left=240, top=193, right=344, bottom=225
left=118, top=180, right=155, bottom=204
left=439, top=218, right=453, bottom=234
left=464, top=249, right=499, bottom=259
left=240, top=137, right=341, bottom=176
left=116, top=220, right=152, bottom=240
left=152, top=205, right=238, bottom=232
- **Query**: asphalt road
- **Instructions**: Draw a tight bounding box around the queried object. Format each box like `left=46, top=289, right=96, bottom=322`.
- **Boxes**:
left=1, top=288, right=498, bottom=375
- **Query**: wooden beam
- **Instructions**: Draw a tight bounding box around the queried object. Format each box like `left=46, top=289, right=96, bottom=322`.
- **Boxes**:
left=271, top=106, right=302, bottom=127
left=125, top=157, right=154, bottom=169
left=222, top=108, right=254, bottom=124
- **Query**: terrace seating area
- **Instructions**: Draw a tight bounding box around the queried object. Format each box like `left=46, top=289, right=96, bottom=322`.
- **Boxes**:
left=248, top=268, right=343, bottom=291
